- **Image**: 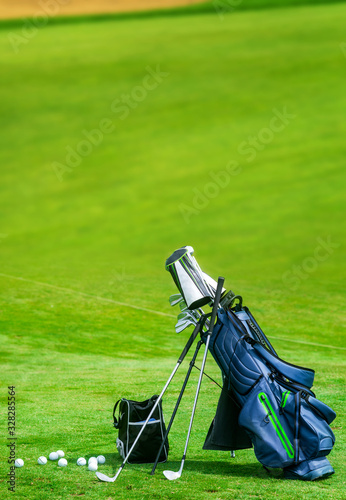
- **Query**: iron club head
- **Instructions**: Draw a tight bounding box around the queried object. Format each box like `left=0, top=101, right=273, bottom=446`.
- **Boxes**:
left=95, top=471, right=116, bottom=482
left=163, top=469, right=182, bottom=481
left=175, top=318, right=196, bottom=333
left=169, top=294, right=183, bottom=306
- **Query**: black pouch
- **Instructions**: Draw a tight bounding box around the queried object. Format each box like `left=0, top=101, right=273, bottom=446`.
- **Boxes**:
left=113, top=395, right=169, bottom=464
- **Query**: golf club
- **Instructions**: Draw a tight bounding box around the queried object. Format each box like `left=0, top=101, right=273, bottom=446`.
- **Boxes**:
left=177, top=311, right=200, bottom=322
left=180, top=302, right=205, bottom=318
left=179, top=300, right=188, bottom=311
left=150, top=339, right=204, bottom=475
left=166, top=246, right=215, bottom=310
left=163, top=277, right=225, bottom=481
left=179, top=305, right=210, bottom=331
left=96, top=321, right=203, bottom=483
left=175, top=318, right=197, bottom=333
left=169, top=294, right=183, bottom=307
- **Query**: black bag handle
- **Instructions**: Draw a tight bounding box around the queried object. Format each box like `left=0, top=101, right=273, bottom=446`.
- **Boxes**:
left=113, top=399, right=121, bottom=429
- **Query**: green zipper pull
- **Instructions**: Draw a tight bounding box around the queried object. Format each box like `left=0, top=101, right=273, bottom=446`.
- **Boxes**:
left=280, top=390, right=291, bottom=409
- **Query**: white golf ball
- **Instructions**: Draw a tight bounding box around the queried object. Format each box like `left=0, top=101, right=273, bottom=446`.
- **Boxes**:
left=97, top=455, right=106, bottom=464
left=15, top=459, right=24, bottom=468
left=58, top=458, right=68, bottom=467
left=37, top=456, right=47, bottom=465
left=88, top=462, right=98, bottom=471
left=56, top=450, right=65, bottom=458
left=88, top=457, right=97, bottom=464
left=49, top=452, right=59, bottom=461
left=76, top=457, right=86, bottom=466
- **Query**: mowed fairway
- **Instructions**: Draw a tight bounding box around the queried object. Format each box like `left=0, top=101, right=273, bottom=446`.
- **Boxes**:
left=0, top=3, right=345, bottom=499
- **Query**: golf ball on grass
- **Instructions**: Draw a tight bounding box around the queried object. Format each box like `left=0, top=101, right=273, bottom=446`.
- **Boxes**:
left=58, top=458, right=68, bottom=467
left=56, top=450, right=65, bottom=458
left=77, top=457, right=86, bottom=466
left=88, top=462, right=98, bottom=472
left=88, top=457, right=97, bottom=464
left=15, top=459, right=24, bottom=468
left=37, top=456, right=47, bottom=465
left=49, top=452, right=59, bottom=461
left=97, top=455, right=106, bottom=464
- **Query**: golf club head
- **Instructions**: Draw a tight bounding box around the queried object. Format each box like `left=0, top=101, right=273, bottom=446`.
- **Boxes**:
left=166, top=246, right=226, bottom=309
left=179, top=300, right=188, bottom=311
left=175, top=319, right=192, bottom=331
left=163, top=469, right=181, bottom=481
left=169, top=294, right=183, bottom=306
left=177, top=311, right=197, bottom=321
left=166, top=246, right=213, bottom=309
left=95, top=471, right=116, bottom=482
left=191, top=309, right=202, bottom=320
left=177, top=311, right=188, bottom=321
left=175, top=318, right=196, bottom=333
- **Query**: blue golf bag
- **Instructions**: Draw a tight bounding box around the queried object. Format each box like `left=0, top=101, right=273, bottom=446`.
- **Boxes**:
left=205, top=301, right=336, bottom=481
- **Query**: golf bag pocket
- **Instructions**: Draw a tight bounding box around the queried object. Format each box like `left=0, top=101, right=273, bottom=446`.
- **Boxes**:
left=238, top=380, right=336, bottom=468
left=298, top=395, right=335, bottom=460
left=305, top=396, right=336, bottom=425
left=113, top=395, right=169, bottom=464
left=227, top=340, right=262, bottom=396
left=238, top=380, right=295, bottom=468
left=208, top=318, right=262, bottom=396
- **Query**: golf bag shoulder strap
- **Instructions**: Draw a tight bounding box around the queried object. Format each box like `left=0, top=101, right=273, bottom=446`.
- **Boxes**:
left=113, top=399, right=121, bottom=428
left=244, top=335, right=315, bottom=389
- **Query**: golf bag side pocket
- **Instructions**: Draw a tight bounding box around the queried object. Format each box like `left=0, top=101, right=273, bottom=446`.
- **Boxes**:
left=238, top=380, right=336, bottom=469
left=304, top=396, right=336, bottom=425
left=238, top=379, right=295, bottom=468
left=113, top=395, right=169, bottom=464
left=297, top=393, right=335, bottom=460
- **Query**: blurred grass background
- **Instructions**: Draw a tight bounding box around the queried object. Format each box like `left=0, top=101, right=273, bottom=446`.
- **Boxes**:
left=0, top=1, right=345, bottom=499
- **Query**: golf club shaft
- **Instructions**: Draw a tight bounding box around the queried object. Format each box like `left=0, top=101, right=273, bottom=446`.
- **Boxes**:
left=105, top=322, right=202, bottom=482
left=207, top=277, right=225, bottom=336
left=176, top=333, right=211, bottom=475
left=177, top=321, right=202, bottom=363
left=174, top=278, right=225, bottom=476
left=150, top=339, right=203, bottom=475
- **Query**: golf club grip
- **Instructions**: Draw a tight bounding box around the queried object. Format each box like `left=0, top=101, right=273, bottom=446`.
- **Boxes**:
left=178, top=322, right=201, bottom=364
left=208, top=277, right=225, bottom=333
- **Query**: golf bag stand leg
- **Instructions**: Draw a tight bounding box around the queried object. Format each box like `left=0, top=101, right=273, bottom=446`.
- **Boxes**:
left=96, top=321, right=203, bottom=483
left=163, top=277, right=225, bottom=481
left=150, top=337, right=205, bottom=475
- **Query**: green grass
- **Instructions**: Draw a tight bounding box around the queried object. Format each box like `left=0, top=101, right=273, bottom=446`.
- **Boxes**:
left=0, top=1, right=345, bottom=499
